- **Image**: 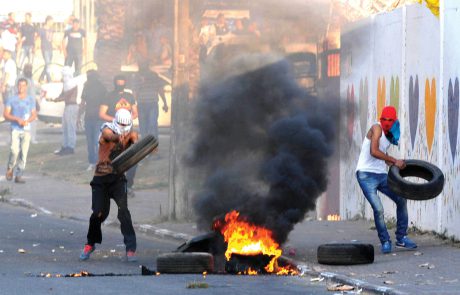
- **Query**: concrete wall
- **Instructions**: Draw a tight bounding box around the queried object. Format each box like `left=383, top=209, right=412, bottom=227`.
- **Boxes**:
left=340, top=2, right=460, bottom=239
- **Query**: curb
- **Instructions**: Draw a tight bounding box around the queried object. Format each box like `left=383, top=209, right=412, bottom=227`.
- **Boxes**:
left=2, top=197, right=407, bottom=295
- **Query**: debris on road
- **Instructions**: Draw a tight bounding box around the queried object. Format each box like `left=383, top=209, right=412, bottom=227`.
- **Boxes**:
left=384, top=280, right=395, bottom=285
left=419, top=263, right=435, bottom=269
left=310, top=276, right=324, bottom=282
left=18, top=249, right=26, bottom=254
left=33, top=243, right=40, bottom=247
left=414, top=251, right=423, bottom=256
left=30, top=213, right=37, bottom=218
left=327, top=283, right=355, bottom=291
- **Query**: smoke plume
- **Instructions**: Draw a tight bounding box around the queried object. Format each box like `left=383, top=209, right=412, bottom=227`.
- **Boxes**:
left=186, top=54, right=336, bottom=244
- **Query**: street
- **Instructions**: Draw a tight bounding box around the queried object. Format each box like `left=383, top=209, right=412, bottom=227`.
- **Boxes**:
left=0, top=204, right=330, bottom=295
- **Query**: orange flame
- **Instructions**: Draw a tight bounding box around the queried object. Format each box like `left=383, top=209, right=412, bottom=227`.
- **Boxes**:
left=216, top=210, right=298, bottom=275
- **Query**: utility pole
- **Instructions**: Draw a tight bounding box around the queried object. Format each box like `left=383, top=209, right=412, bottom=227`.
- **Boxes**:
left=169, top=0, right=191, bottom=220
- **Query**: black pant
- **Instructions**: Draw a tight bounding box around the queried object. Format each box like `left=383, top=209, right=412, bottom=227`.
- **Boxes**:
left=86, top=174, right=136, bottom=251
left=65, top=51, right=82, bottom=75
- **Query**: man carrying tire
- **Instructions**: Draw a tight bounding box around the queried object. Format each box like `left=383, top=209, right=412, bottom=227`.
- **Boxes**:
left=356, top=106, right=417, bottom=254
left=80, top=109, right=139, bottom=262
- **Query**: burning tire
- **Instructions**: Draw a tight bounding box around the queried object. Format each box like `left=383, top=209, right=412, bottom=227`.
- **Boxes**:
left=317, top=243, right=374, bottom=265
left=156, top=252, right=214, bottom=274
left=112, top=135, right=158, bottom=174
left=387, top=159, right=444, bottom=201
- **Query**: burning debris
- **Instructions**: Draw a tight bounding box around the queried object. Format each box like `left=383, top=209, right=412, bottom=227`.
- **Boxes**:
left=187, top=54, right=336, bottom=274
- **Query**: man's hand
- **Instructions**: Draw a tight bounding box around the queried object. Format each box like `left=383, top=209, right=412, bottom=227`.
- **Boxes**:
left=18, top=119, right=28, bottom=127
left=162, top=104, right=169, bottom=113
left=394, top=159, right=406, bottom=170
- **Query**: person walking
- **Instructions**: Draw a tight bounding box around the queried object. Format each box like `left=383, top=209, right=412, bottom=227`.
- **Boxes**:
left=79, top=70, right=107, bottom=170
left=38, top=16, right=54, bottom=83
left=356, top=106, right=417, bottom=254
left=18, top=13, right=37, bottom=70
left=1, top=49, right=17, bottom=103
left=4, top=78, right=37, bottom=183
left=17, top=64, right=39, bottom=144
left=62, top=18, right=86, bottom=76
left=80, top=109, right=138, bottom=262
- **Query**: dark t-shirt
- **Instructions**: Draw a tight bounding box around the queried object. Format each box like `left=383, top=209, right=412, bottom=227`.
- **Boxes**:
left=64, top=28, right=86, bottom=53
left=39, top=27, right=54, bottom=51
left=81, top=79, right=107, bottom=120
left=133, top=72, right=166, bottom=103
left=20, top=23, right=36, bottom=47
left=103, top=90, right=136, bottom=118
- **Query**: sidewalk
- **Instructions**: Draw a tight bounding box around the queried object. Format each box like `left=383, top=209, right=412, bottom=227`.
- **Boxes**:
left=1, top=172, right=459, bottom=294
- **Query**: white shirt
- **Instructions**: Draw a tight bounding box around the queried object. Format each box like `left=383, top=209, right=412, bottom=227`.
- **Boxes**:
left=356, top=124, right=391, bottom=174
left=3, top=59, right=17, bottom=87
left=1, top=30, right=17, bottom=52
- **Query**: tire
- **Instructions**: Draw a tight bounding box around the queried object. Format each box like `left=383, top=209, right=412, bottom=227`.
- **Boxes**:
left=112, top=135, right=158, bottom=174
left=387, top=159, right=444, bottom=201
left=157, top=252, right=214, bottom=274
left=317, top=243, right=374, bottom=265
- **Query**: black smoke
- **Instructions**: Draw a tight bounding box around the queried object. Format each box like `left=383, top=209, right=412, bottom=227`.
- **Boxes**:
left=186, top=54, right=336, bottom=245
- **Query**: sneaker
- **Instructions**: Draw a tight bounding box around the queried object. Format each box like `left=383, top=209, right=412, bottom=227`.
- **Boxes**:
left=381, top=240, right=392, bottom=254
left=14, top=176, right=26, bottom=184
left=126, top=250, right=138, bottom=262
left=127, top=188, right=135, bottom=198
left=54, top=147, right=66, bottom=155
left=80, top=244, right=95, bottom=260
left=5, top=169, right=13, bottom=181
left=396, top=236, right=417, bottom=249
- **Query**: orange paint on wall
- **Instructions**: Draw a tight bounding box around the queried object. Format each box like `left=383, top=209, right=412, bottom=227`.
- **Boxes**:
left=425, top=78, right=436, bottom=153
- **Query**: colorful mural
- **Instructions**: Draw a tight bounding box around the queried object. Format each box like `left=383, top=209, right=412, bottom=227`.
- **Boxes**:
left=409, top=75, right=420, bottom=149
left=448, top=78, right=459, bottom=161
left=424, top=78, right=436, bottom=153
left=359, top=78, right=369, bottom=139
left=390, top=76, right=400, bottom=111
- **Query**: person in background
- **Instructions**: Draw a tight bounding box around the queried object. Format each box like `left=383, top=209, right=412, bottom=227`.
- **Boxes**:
left=1, top=49, right=17, bottom=103
left=18, top=13, right=37, bottom=70
left=1, top=13, right=18, bottom=60
left=38, top=16, right=54, bottom=83
left=62, top=18, right=86, bottom=76
left=52, top=66, right=79, bottom=155
left=214, top=13, right=229, bottom=35
left=79, top=69, right=107, bottom=171
left=356, top=106, right=417, bottom=254
left=4, top=78, right=37, bottom=183
left=17, top=63, right=39, bottom=144
left=134, top=63, right=168, bottom=140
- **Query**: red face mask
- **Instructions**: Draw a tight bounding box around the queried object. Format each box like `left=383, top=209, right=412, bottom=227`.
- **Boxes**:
left=380, top=106, right=397, bottom=134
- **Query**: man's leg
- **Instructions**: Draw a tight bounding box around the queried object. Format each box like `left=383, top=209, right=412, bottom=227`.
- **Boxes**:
left=356, top=171, right=391, bottom=244
left=138, top=103, right=148, bottom=138
left=7, top=130, right=20, bottom=177
left=151, top=100, right=159, bottom=139
left=15, top=131, right=31, bottom=177
left=74, top=53, right=82, bottom=76
left=67, top=105, right=78, bottom=150
left=86, top=176, right=111, bottom=246
left=111, top=175, right=136, bottom=252
left=378, top=178, right=409, bottom=241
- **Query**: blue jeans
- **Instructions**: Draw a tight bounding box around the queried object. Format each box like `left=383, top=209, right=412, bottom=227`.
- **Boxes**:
left=138, top=101, right=159, bottom=139
left=19, top=46, right=35, bottom=69
left=85, top=118, right=102, bottom=165
left=356, top=171, right=408, bottom=244
left=40, top=50, right=53, bottom=82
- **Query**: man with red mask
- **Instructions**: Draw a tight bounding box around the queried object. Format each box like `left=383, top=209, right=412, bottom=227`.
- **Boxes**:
left=356, top=106, right=417, bottom=254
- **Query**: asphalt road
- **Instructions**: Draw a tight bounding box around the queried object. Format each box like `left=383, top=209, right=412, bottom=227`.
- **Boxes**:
left=0, top=204, right=331, bottom=295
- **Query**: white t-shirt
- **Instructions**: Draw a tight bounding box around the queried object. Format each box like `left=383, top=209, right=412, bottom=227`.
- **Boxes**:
left=356, top=123, right=391, bottom=174
left=1, top=30, right=17, bottom=52
left=3, top=59, right=17, bottom=87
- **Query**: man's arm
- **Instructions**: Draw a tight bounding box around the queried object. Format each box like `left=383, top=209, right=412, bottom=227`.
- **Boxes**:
left=99, top=104, right=114, bottom=122
left=100, top=127, right=119, bottom=142
left=61, top=31, right=68, bottom=57
left=3, top=106, right=25, bottom=126
left=131, top=104, right=138, bottom=120
left=159, top=87, right=168, bottom=112
left=369, top=124, right=405, bottom=169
